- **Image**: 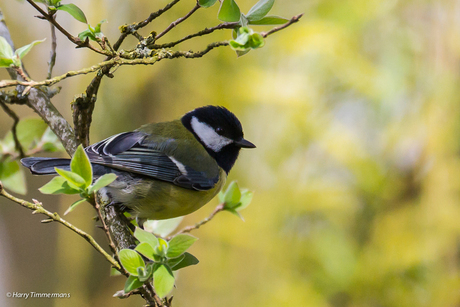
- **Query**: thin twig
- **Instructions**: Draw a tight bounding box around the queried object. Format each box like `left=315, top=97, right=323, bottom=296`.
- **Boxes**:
left=47, top=13, right=57, bottom=79
left=0, top=182, right=121, bottom=271
left=25, top=0, right=112, bottom=56
left=155, top=2, right=201, bottom=41
left=261, top=13, right=304, bottom=38
left=153, top=22, right=239, bottom=49
left=174, top=203, right=225, bottom=236
left=113, top=0, right=181, bottom=51
left=0, top=101, right=25, bottom=158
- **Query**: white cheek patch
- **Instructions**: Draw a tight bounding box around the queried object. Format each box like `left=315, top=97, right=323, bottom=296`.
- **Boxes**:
left=191, top=116, right=233, bottom=152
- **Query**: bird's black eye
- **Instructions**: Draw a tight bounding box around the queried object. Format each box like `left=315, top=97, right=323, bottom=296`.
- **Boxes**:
left=216, top=127, right=224, bottom=135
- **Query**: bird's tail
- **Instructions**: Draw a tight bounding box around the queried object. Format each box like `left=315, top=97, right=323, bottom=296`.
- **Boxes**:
left=21, top=157, right=71, bottom=175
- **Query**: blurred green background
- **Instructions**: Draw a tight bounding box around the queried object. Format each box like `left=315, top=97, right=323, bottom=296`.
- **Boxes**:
left=1, top=0, right=460, bottom=306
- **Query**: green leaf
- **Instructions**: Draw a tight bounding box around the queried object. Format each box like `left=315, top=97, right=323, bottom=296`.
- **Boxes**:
left=135, top=242, right=156, bottom=261
left=226, top=207, right=245, bottom=221
left=246, top=0, right=274, bottom=21
left=78, top=29, right=96, bottom=42
left=248, top=15, right=289, bottom=25
left=224, top=181, right=241, bottom=208
left=40, top=127, right=65, bottom=152
left=237, top=190, right=253, bottom=211
left=218, top=0, right=241, bottom=22
left=55, top=167, right=86, bottom=189
left=2, top=118, right=48, bottom=153
left=56, top=3, right=87, bottom=23
left=156, top=238, right=169, bottom=257
left=94, top=20, right=107, bottom=33
left=39, top=176, right=81, bottom=195
left=0, top=36, right=14, bottom=64
left=143, top=217, right=184, bottom=237
left=14, top=39, right=46, bottom=61
left=167, top=254, right=185, bottom=269
left=236, top=49, right=251, bottom=57
left=134, top=227, right=159, bottom=249
left=110, top=267, right=122, bottom=276
left=64, top=198, right=86, bottom=215
left=124, top=275, right=143, bottom=293
left=119, top=249, right=145, bottom=276
left=166, top=234, right=198, bottom=259
left=137, top=264, right=154, bottom=282
left=248, top=32, right=265, bottom=49
left=70, top=144, right=92, bottom=187
left=198, top=0, right=218, bottom=7
left=88, top=173, right=117, bottom=194
left=170, top=252, right=199, bottom=271
left=0, top=58, right=14, bottom=68
left=0, top=160, right=26, bottom=194
left=153, top=264, right=175, bottom=298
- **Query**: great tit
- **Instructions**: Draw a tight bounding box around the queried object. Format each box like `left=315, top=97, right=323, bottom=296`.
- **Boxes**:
left=21, top=106, right=255, bottom=222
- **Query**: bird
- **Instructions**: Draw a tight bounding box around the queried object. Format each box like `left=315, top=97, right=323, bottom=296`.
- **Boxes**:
left=21, top=105, right=256, bottom=223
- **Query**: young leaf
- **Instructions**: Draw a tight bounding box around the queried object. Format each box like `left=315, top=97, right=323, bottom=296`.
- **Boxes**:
left=55, top=168, right=86, bottom=189
left=236, top=49, right=251, bottom=57
left=138, top=264, right=154, bottom=282
left=218, top=0, right=241, bottom=22
left=198, top=0, right=218, bottom=8
left=70, top=145, right=92, bottom=187
left=0, top=57, right=14, bottom=68
left=224, top=181, right=241, bottom=208
left=56, top=3, right=87, bottom=23
left=143, top=216, right=184, bottom=237
left=78, top=28, right=96, bottom=42
left=0, top=160, right=26, bottom=194
left=135, top=242, right=156, bottom=261
left=153, top=264, right=175, bottom=298
left=124, top=275, right=143, bottom=293
left=246, top=0, right=274, bottom=21
left=14, top=39, right=46, bottom=61
left=170, top=252, right=199, bottom=271
left=236, top=190, right=253, bottom=211
left=119, top=249, right=145, bottom=276
left=0, top=36, right=14, bottom=59
left=39, top=176, right=81, bottom=195
left=64, top=198, right=86, bottom=215
left=88, top=173, right=117, bottom=194
left=248, top=32, right=265, bottom=49
left=248, top=15, right=289, bottom=25
left=134, top=227, right=159, bottom=249
left=156, top=238, right=169, bottom=257
left=166, top=234, right=198, bottom=259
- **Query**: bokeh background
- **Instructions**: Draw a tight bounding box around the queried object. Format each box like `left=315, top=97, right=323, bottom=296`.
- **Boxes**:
left=1, top=0, right=460, bottom=306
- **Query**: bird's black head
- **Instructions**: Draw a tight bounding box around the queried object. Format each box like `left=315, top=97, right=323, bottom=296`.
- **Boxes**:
left=181, top=106, right=256, bottom=173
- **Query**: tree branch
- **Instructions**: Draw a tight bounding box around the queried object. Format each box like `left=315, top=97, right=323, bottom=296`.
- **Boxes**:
left=152, top=22, right=239, bottom=49
left=155, top=2, right=201, bottom=41
left=0, top=181, right=121, bottom=271
left=114, top=0, right=181, bottom=51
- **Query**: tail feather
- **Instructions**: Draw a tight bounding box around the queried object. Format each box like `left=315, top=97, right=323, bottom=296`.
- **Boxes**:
left=21, top=157, right=71, bottom=175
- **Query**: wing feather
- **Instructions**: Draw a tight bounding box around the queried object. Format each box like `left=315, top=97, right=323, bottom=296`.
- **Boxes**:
left=86, top=131, right=218, bottom=190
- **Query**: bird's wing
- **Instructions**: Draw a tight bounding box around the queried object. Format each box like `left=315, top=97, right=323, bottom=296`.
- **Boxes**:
left=85, top=132, right=219, bottom=191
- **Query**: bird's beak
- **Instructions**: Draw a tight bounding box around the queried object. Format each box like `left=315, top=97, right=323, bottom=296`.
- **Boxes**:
left=234, top=138, right=256, bottom=148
